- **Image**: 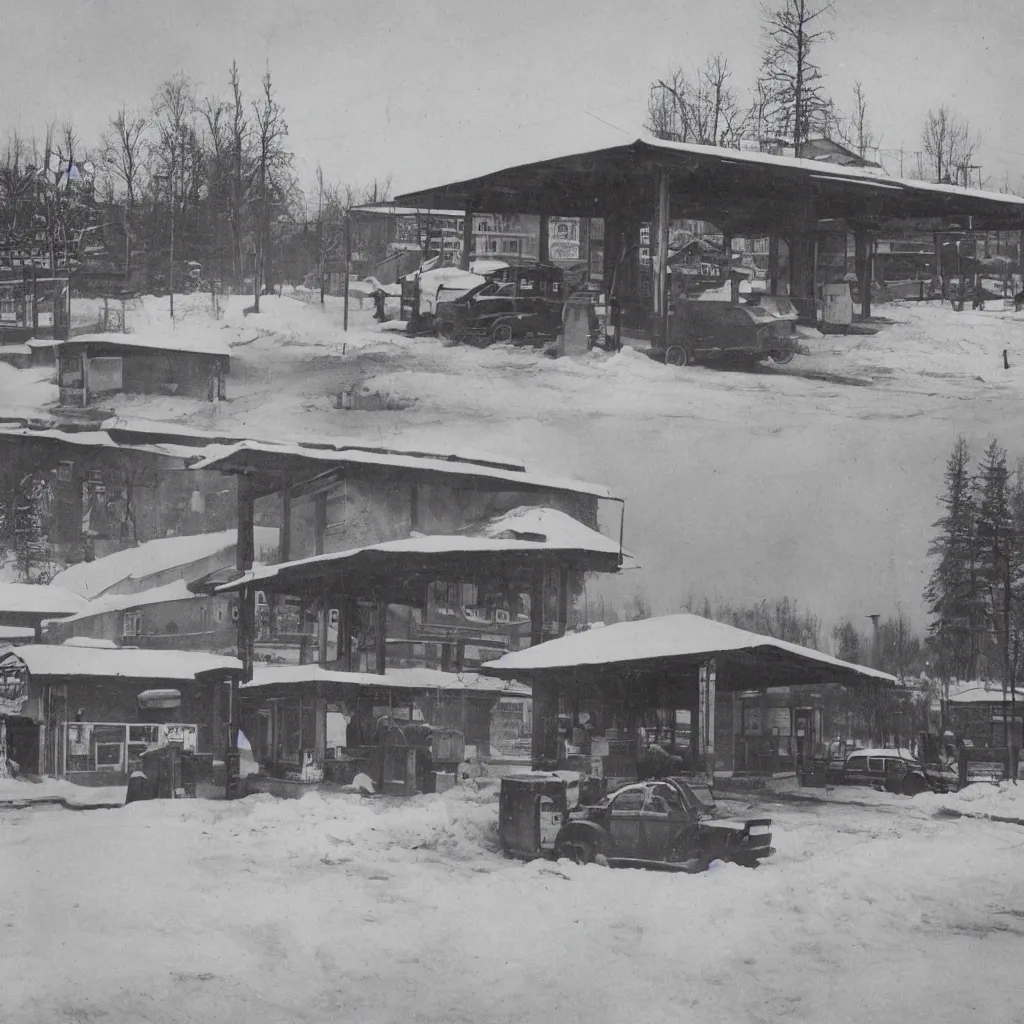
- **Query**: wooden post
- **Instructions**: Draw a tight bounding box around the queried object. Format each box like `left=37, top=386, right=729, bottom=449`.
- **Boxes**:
left=280, top=488, right=291, bottom=562
left=768, top=236, right=779, bottom=295
left=655, top=171, right=670, bottom=343
left=318, top=582, right=329, bottom=666
left=556, top=568, right=570, bottom=637
left=860, top=232, right=873, bottom=319
left=231, top=474, right=256, bottom=797
left=375, top=595, right=387, bottom=675
left=538, top=214, right=550, bottom=265
left=460, top=204, right=473, bottom=271
left=530, top=569, right=544, bottom=648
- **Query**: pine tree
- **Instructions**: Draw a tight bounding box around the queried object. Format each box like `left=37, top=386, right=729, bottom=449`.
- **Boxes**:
left=976, top=440, right=1011, bottom=684
left=924, top=437, right=982, bottom=683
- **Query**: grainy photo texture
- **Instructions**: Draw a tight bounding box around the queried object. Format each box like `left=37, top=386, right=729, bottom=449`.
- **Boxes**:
left=2, top=2, right=1023, bottom=1021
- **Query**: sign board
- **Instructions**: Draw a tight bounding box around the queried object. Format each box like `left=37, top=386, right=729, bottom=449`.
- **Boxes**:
left=548, top=241, right=580, bottom=262
left=0, top=662, right=28, bottom=716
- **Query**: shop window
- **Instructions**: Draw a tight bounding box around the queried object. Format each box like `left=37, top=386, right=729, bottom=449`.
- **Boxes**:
left=742, top=706, right=763, bottom=736
left=123, top=611, right=142, bottom=637
left=501, top=239, right=520, bottom=254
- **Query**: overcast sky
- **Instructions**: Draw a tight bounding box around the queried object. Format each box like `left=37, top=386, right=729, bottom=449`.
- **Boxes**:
left=3, top=0, right=1022, bottom=201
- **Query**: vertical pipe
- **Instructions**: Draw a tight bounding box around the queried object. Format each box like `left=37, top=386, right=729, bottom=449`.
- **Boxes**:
left=538, top=213, right=550, bottom=265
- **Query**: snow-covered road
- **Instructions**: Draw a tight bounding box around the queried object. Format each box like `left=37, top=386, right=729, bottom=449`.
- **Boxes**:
left=2, top=785, right=1023, bottom=1024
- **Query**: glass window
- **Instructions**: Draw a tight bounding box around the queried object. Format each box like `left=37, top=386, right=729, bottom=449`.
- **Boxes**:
left=867, top=758, right=884, bottom=773
left=650, top=784, right=685, bottom=812
left=609, top=789, right=645, bottom=812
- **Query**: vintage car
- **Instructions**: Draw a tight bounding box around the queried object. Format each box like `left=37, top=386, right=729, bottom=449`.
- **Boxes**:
left=433, top=264, right=565, bottom=347
left=828, top=747, right=957, bottom=796
left=499, top=773, right=773, bottom=872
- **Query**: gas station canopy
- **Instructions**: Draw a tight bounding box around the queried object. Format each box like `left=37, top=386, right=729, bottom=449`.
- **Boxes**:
left=395, top=137, right=1024, bottom=234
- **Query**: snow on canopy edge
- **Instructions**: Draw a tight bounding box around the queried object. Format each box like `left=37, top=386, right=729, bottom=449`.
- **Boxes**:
left=4, top=644, right=241, bottom=680
left=480, top=612, right=896, bottom=683
left=0, top=582, right=88, bottom=616
left=243, top=663, right=529, bottom=696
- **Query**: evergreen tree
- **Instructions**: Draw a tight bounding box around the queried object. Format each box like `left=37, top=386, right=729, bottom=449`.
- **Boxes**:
left=924, top=437, right=982, bottom=682
left=976, top=440, right=1011, bottom=682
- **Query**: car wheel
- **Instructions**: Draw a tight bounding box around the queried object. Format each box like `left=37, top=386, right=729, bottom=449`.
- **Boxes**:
left=902, top=773, right=928, bottom=797
left=665, top=345, right=694, bottom=367
left=771, top=348, right=795, bottom=365
left=435, top=321, right=457, bottom=343
left=554, top=837, right=596, bottom=865
left=492, top=322, right=514, bottom=344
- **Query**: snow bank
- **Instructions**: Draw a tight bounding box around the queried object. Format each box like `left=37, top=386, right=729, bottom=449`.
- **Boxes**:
left=0, top=776, right=125, bottom=807
left=917, top=780, right=1024, bottom=820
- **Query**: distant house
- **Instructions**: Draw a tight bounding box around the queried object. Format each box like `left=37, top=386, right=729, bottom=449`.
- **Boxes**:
left=48, top=527, right=279, bottom=654
left=55, top=333, right=230, bottom=407
left=947, top=685, right=1024, bottom=748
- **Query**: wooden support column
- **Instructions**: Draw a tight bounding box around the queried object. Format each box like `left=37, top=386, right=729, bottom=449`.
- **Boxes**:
left=855, top=229, right=873, bottom=320
left=556, top=568, right=570, bottom=638
left=654, top=170, right=670, bottom=343
left=374, top=595, right=387, bottom=675
left=538, top=213, right=549, bottom=265
left=768, top=236, right=780, bottom=295
left=460, top=203, right=473, bottom=271
left=529, top=569, right=544, bottom=649
left=279, top=488, right=291, bottom=562
left=318, top=582, right=329, bottom=666
left=231, top=474, right=256, bottom=796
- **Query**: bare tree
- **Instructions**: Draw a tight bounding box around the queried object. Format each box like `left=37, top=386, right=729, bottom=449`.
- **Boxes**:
left=314, top=166, right=352, bottom=303
left=758, top=0, right=835, bottom=154
left=836, top=81, right=877, bottom=160
left=921, top=106, right=980, bottom=186
left=99, top=107, right=149, bottom=277
left=360, top=176, right=392, bottom=205
left=251, top=66, right=290, bottom=312
left=646, top=55, right=745, bottom=147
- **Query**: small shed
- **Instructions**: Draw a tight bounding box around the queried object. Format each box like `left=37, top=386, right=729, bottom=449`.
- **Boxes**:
left=56, top=333, right=230, bottom=407
left=0, top=642, right=241, bottom=782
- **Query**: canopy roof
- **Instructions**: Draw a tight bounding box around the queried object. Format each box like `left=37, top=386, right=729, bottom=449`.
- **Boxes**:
left=480, top=613, right=895, bottom=690
left=58, top=333, right=231, bottom=359
left=188, top=439, right=612, bottom=500
left=395, top=137, right=1024, bottom=234
left=0, top=583, right=88, bottom=626
left=241, top=663, right=529, bottom=698
left=216, top=510, right=630, bottom=601
left=0, top=645, right=242, bottom=682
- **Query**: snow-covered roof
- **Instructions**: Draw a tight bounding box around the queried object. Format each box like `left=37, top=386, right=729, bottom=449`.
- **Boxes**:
left=242, top=663, right=529, bottom=696
left=217, top=514, right=626, bottom=594
left=948, top=686, right=1024, bottom=704
left=58, top=579, right=195, bottom=623
left=2, top=645, right=241, bottom=681
left=188, top=440, right=613, bottom=499
left=472, top=506, right=626, bottom=557
left=57, top=333, right=232, bottom=358
left=0, top=583, right=88, bottom=620
left=401, top=267, right=487, bottom=292
left=395, top=135, right=1024, bottom=228
left=481, top=613, right=896, bottom=684
left=351, top=204, right=463, bottom=217
left=51, top=528, right=280, bottom=599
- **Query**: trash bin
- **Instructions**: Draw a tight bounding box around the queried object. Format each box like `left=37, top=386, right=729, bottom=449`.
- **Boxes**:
left=821, top=284, right=853, bottom=327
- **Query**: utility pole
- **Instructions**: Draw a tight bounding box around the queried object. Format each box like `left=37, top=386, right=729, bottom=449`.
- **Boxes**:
left=343, top=213, right=351, bottom=331
left=169, top=149, right=175, bottom=321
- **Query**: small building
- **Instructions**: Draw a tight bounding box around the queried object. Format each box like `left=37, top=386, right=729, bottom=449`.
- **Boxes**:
left=0, top=641, right=241, bottom=783
left=56, top=333, right=230, bottom=407
left=237, top=663, right=530, bottom=788
left=947, top=685, right=1024, bottom=749
left=480, top=613, right=895, bottom=784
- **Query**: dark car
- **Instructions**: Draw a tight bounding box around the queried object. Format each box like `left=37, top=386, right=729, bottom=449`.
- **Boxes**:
left=434, top=264, right=565, bottom=347
left=555, top=778, right=773, bottom=870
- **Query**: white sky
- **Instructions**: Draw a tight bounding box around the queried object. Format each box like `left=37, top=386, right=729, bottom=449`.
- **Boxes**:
left=2, top=0, right=1022, bottom=200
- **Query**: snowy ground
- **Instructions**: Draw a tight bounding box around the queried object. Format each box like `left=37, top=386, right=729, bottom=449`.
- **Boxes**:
left=2, top=782, right=1023, bottom=1024
left=3, top=289, right=1024, bottom=628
